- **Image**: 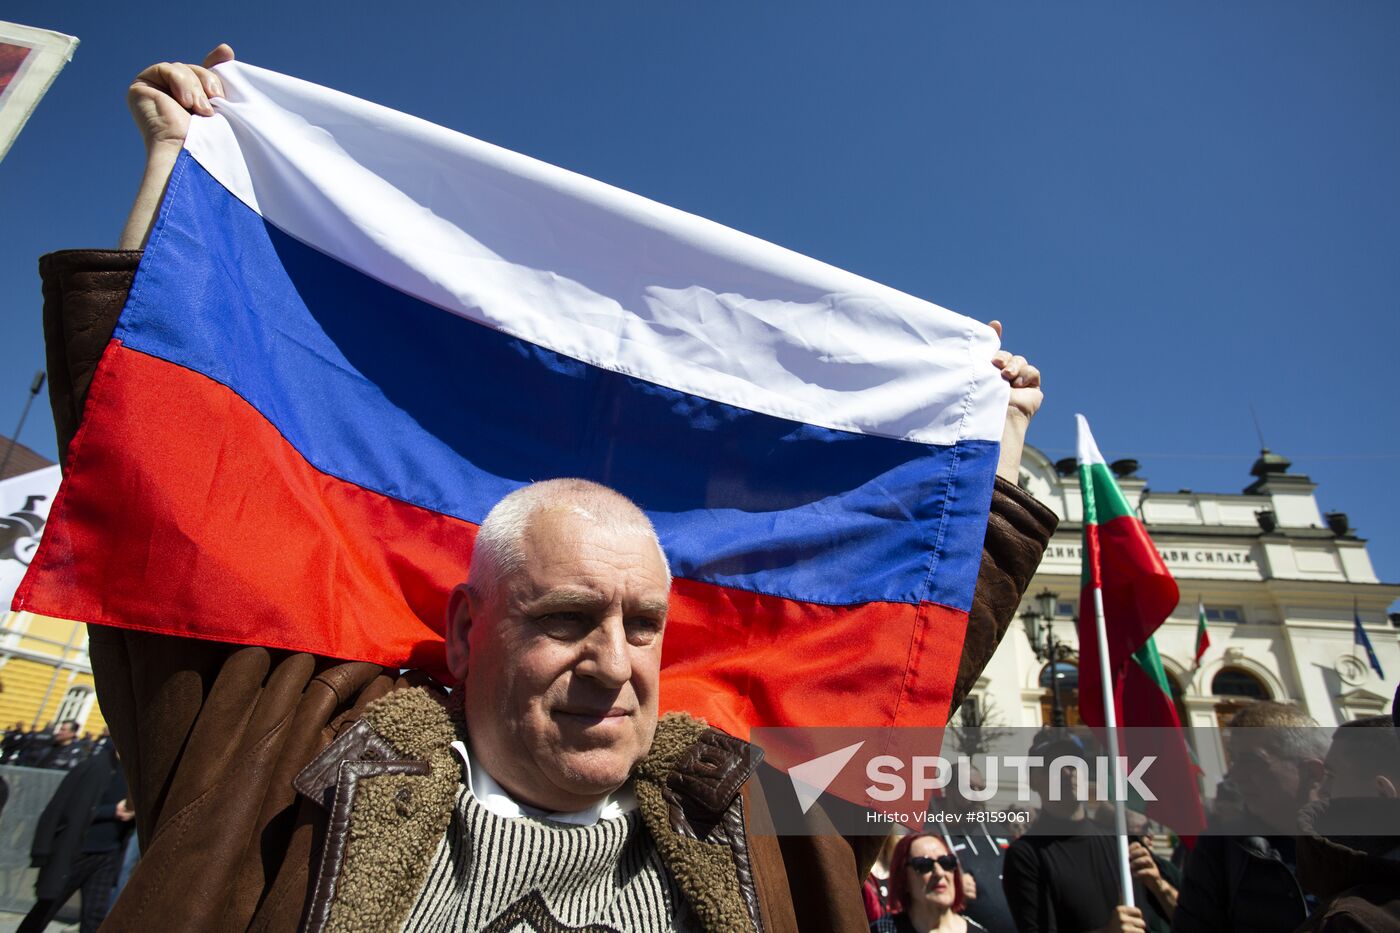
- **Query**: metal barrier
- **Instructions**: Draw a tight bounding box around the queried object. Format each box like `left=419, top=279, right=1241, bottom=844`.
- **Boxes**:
left=0, top=764, right=67, bottom=913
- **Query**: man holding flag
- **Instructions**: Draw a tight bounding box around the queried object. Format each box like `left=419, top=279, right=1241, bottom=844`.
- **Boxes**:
left=1074, top=415, right=1205, bottom=834
left=1053, top=416, right=1204, bottom=930
left=27, top=46, right=1060, bottom=931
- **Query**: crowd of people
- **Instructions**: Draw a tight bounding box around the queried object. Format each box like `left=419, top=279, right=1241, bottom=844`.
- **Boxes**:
left=1, top=720, right=111, bottom=771
left=0, top=713, right=135, bottom=932
left=10, top=695, right=1396, bottom=931
left=859, top=698, right=1400, bottom=932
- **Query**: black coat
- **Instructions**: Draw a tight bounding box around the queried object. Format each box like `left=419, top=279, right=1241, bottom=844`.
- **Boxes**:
left=28, top=745, right=128, bottom=900
left=1171, top=831, right=1309, bottom=933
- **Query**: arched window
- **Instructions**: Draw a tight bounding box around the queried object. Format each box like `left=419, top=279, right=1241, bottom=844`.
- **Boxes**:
left=54, top=685, right=95, bottom=729
left=1039, top=661, right=1079, bottom=690
left=1039, top=660, right=1081, bottom=726
left=1212, top=668, right=1270, bottom=700
left=1211, top=667, right=1270, bottom=727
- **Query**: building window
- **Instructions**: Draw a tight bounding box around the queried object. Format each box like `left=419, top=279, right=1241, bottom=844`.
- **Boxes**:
left=54, top=686, right=95, bottom=729
left=1039, top=661, right=1081, bottom=726
left=1039, top=661, right=1079, bottom=691
left=1212, top=668, right=1269, bottom=700
left=1056, top=600, right=1077, bottom=619
left=1212, top=666, right=1270, bottom=728
left=1204, top=606, right=1244, bottom=624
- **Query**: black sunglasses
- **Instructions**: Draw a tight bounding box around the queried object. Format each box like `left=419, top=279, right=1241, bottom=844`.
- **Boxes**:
left=908, top=855, right=959, bottom=873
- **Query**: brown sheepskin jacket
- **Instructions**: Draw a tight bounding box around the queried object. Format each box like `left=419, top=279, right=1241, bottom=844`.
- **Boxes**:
left=293, top=690, right=769, bottom=933
left=1293, top=799, right=1400, bottom=933
left=38, top=249, right=1058, bottom=932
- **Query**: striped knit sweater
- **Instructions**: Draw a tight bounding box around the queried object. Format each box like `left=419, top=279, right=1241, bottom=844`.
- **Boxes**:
left=401, top=784, right=690, bottom=932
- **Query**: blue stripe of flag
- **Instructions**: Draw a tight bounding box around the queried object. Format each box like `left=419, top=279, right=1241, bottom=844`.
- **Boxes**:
left=114, top=153, right=996, bottom=610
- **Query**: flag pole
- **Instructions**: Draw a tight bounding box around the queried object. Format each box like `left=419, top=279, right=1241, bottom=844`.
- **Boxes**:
left=1091, top=585, right=1136, bottom=908
left=1353, top=597, right=1359, bottom=666
left=1193, top=594, right=1203, bottom=672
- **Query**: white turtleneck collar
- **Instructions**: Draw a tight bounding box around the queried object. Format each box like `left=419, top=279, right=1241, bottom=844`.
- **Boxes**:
left=450, top=740, right=637, bottom=826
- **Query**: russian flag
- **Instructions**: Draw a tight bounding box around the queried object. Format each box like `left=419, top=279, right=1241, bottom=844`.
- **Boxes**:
left=16, top=63, right=1008, bottom=736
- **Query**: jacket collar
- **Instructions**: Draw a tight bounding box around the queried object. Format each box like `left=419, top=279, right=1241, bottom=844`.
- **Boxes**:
left=297, top=689, right=766, bottom=933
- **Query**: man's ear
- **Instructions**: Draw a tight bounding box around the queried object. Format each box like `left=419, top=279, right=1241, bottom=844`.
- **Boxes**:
left=444, top=583, right=474, bottom=682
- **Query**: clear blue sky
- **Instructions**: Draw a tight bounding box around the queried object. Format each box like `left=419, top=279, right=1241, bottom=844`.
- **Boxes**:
left=3, top=2, right=1398, bottom=603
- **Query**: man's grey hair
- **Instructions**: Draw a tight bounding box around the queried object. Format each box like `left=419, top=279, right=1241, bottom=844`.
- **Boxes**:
left=467, top=479, right=671, bottom=604
left=1228, top=701, right=1329, bottom=762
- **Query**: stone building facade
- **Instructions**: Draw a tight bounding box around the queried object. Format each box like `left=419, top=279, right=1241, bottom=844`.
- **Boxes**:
left=966, top=444, right=1399, bottom=785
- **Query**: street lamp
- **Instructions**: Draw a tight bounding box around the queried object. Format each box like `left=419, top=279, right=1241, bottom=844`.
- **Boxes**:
left=0, top=372, right=46, bottom=479
left=1022, top=588, right=1073, bottom=727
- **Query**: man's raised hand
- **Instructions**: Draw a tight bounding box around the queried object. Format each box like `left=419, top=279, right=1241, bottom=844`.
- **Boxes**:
left=988, top=320, right=1043, bottom=424
left=127, top=44, right=235, bottom=154
left=119, top=44, right=235, bottom=249
left=987, top=320, right=1044, bottom=482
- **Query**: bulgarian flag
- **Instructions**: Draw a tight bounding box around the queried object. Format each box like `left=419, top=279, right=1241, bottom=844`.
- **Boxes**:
left=1194, top=598, right=1211, bottom=667
left=1076, top=415, right=1205, bottom=837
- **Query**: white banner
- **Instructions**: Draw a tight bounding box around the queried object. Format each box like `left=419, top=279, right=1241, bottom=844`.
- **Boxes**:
left=0, top=21, right=78, bottom=162
left=0, top=465, right=60, bottom=607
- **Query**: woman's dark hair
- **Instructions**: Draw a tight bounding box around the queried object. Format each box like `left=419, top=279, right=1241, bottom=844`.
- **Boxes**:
left=887, top=832, right=966, bottom=915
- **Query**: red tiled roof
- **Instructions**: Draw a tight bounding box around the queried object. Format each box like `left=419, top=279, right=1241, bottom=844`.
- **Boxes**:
left=0, top=435, right=56, bottom=482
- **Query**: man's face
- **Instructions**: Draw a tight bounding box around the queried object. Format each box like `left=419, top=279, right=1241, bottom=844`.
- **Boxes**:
left=53, top=723, right=76, bottom=744
left=1227, top=734, right=1319, bottom=830
left=1320, top=743, right=1366, bottom=800
left=1319, top=739, right=1398, bottom=801
left=1029, top=758, right=1083, bottom=818
left=452, top=510, right=670, bottom=812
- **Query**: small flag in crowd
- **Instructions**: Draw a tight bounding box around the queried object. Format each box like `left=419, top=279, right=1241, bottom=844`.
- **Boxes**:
left=1075, top=415, right=1180, bottom=722
left=1194, top=597, right=1211, bottom=667
left=1354, top=604, right=1385, bottom=680
left=1076, top=415, right=1205, bottom=836
left=15, top=61, right=1011, bottom=738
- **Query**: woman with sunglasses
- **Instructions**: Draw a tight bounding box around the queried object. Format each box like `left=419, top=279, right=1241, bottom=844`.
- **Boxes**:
left=873, top=833, right=987, bottom=932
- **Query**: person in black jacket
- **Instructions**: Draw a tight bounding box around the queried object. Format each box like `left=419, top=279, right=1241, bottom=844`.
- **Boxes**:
left=1, top=721, right=29, bottom=763
left=1002, top=732, right=1149, bottom=933
left=17, top=744, right=134, bottom=933
left=17, top=719, right=89, bottom=771
left=1293, top=695, right=1400, bottom=932
left=1171, top=701, right=1327, bottom=933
